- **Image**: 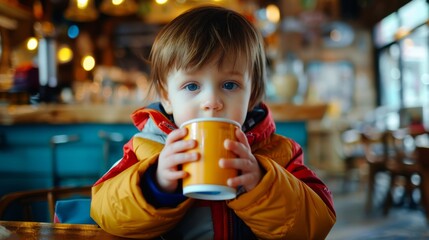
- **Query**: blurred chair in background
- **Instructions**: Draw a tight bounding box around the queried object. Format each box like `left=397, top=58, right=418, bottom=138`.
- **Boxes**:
left=362, top=127, right=429, bottom=220
left=0, top=185, right=91, bottom=222
left=415, top=144, right=429, bottom=223
left=50, top=134, right=81, bottom=187
left=98, top=130, right=125, bottom=174
left=382, top=129, right=421, bottom=215
left=360, top=130, right=390, bottom=214
left=50, top=133, right=114, bottom=187
left=335, top=128, right=366, bottom=193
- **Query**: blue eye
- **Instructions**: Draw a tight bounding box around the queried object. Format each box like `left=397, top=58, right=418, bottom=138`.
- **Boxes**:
left=223, top=82, right=238, bottom=90
left=185, top=83, right=199, bottom=91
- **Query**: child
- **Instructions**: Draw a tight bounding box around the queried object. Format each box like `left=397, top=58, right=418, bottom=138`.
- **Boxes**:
left=90, top=5, right=336, bottom=239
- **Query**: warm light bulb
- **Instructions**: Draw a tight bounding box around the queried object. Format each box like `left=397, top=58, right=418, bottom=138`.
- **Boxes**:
left=82, top=55, right=95, bottom=71
left=57, top=45, right=73, bottom=63
left=266, top=4, right=280, bottom=23
left=112, top=0, right=124, bottom=5
left=27, top=37, right=38, bottom=51
left=77, top=0, right=89, bottom=9
left=155, top=0, right=168, bottom=5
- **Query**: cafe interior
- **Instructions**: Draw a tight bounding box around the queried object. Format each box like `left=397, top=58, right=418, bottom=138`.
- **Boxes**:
left=0, top=0, right=428, bottom=239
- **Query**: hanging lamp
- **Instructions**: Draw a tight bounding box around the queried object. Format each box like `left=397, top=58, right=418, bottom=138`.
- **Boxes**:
left=100, top=0, right=138, bottom=16
left=64, top=0, right=99, bottom=22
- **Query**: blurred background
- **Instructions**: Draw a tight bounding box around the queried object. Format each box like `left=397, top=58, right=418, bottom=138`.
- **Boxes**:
left=0, top=0, right=428, bottom=238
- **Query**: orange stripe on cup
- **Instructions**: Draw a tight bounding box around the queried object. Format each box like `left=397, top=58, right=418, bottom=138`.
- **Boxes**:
left=180, top=118, right=240, bottom=200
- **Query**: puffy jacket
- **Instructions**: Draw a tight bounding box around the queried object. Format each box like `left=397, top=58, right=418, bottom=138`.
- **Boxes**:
left=90, top=102, right=336, bottom=239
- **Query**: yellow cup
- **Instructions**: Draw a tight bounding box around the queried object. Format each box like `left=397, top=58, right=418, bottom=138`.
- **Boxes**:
left=180, top=118, right=240, bottom=200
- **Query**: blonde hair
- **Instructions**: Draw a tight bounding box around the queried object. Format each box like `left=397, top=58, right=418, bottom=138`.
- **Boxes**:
left=148, top=6, right=266, bottom=108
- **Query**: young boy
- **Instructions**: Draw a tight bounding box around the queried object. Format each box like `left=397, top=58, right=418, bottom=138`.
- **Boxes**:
left=90, top=5, right=336, bottom=239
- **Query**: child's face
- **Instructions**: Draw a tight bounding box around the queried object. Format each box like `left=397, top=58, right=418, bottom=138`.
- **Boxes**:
left=161, top=55, right=252, bottom=127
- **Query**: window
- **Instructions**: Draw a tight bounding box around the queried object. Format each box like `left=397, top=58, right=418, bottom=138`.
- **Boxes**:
left=375, top=0, right=429, bottom=109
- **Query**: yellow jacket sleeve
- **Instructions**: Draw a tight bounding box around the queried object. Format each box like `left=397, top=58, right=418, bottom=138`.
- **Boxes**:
left=90, top=139, right=195, bottom=239
left=227, top=138, right=336, bottom=239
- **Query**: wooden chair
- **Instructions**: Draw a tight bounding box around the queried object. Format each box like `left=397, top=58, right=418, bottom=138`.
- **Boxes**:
left=335, top=128, right=366, bottom=193
left=414, top=144, right=429, bottom=222
left=360, top=130, right=391, bottom=214
left=0, top=185, right=91, bottom=222
left=381, top=129, right=421, bottom=215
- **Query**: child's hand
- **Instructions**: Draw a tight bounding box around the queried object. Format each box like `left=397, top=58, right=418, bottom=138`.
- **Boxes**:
left=219, top=128, right=263, bottom=193
left=157, top=128, right=198, bottom=193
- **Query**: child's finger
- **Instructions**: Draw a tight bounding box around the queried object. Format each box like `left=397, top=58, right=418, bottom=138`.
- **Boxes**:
left=235, top=128, right=250, bottom=148
left=165, top=128, right=187, bottom=144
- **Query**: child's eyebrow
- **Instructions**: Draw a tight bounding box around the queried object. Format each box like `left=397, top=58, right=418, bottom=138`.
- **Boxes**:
left=222, top=70, right=246, bottom=76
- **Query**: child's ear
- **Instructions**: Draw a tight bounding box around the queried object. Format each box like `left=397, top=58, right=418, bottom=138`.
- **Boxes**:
left=160, top=97, right=173, bottom=114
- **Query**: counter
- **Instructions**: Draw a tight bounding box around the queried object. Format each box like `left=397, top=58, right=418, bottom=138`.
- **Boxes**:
left=0, top=104, right=141, bottom=125
left=0, top=102, right=327, bottom=125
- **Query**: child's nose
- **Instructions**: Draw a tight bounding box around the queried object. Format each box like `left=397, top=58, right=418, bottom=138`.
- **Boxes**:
left=201, top=95, right=223, bottom=111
